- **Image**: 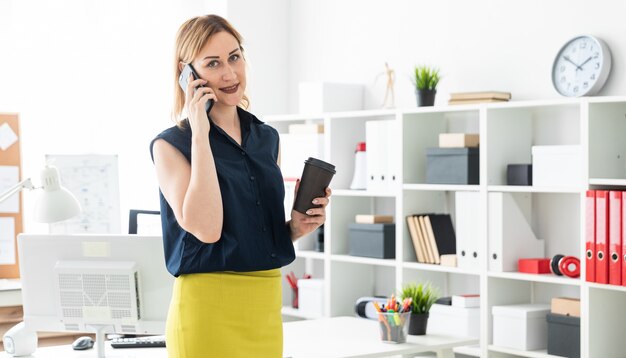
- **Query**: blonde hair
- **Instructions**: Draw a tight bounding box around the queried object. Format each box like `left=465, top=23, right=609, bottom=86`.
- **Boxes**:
left=172, top=15, right=249, bottom=125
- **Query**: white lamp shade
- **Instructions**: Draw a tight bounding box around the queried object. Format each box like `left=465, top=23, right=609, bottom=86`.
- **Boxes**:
left=34, top=187, right=81, bottom=223
left=33, top=166, right=81, bottom=223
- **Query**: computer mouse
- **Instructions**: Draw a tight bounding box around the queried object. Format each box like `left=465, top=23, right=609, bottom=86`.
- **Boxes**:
left=72, top=336, right=94, bottom=350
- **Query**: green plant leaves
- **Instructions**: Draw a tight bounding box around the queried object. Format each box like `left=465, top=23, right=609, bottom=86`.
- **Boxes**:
left=399, top=282, right=440, bottom=314
left=413, top=66, right=441, bottom=90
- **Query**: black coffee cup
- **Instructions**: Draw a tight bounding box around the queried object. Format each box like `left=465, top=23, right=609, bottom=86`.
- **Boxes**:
left=293, top=157, right=336, bottom=214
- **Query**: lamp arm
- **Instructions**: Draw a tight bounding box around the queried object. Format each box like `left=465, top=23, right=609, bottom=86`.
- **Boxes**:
left=0, top=178, right=35, bottom=204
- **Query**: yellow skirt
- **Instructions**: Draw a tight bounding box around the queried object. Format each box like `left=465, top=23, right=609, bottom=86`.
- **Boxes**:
left=166, top=269, right=283, bottom=358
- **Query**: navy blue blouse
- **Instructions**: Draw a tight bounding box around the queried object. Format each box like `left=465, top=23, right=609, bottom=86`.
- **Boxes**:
left=150, top=107, right=295, bottom=276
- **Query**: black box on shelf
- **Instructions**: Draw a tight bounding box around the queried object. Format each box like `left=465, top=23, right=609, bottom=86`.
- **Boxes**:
left=426, top=147, right=479, bottom=185
left=348, top=223, right=395, bottom=259
left=507, top=164, right=532, bottom=185
left=546, top=313, right=580, bottom=358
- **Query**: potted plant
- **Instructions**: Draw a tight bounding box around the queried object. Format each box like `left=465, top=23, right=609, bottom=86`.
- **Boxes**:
left=400, top=282, right=440, bottom=335
left=412, top=65, right=441, bottom=107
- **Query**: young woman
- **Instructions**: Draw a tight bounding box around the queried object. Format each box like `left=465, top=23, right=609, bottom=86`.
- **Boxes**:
left=150, top=14, right=330, bottom=358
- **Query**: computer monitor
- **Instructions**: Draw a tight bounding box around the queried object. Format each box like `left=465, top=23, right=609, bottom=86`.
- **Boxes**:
left=17, top=234, right=173, bottom=356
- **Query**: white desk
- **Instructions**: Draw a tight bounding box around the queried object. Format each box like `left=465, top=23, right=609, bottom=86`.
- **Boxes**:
left=0, top=317, right=477, bottom=358
left=283, top=317, right=477, bottom=358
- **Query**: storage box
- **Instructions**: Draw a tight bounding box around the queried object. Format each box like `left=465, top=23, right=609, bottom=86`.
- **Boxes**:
left=531, top=145, right=582, bottom=187
left=492, top=303, right=550, bottom=350
left=429, top=303, right=480, bottom=339
left=547, top=313, right=580, bottom=358
left=438, top=133, right=479, bottom=148
left=298, top=82, right=363, bottom=113
left=297, top=278, right=324, bottom=317
left=426, top=147, right=479, bottom=185
left=507, top=164, right=532, bottom=185
left=551, top=297, right=580, bottom=317
left=348, top=223, right=395, bottom=259
left=518, top=258, right=551, bottom=274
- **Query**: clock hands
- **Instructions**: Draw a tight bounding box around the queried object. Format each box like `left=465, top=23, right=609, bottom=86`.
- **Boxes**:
left=578, top=56, right=593, bottom=69
left=563, top=56, right=583, bottom=71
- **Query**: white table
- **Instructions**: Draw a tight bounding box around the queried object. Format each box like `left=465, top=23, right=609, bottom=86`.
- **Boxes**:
left=0, top=316, right=477, bottom=358
left=283, top=316, right=477, bottom=358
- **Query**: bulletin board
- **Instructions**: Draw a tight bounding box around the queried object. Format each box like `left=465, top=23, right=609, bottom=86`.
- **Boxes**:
left=0, top=114, right=22, bottom=278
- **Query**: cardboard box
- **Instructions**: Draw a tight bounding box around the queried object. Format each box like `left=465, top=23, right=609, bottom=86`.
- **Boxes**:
left=532, top=145, right=582, bottom=187
left=297, top=279, right=324, bottom=317
left=492, top=303, right=550, bottom=350
left=438, top=133, right=479, bottom=148
left=426, top=147, right=479, bottom=185
left=298, top=82, right=363, bottom=113
left=547, top=313, right=580, bottom=358
left=429, top=303, right=480, bottom=339
left=551, top=297, right=580, bottom=317
left=348, top=223, right=395, bottom=259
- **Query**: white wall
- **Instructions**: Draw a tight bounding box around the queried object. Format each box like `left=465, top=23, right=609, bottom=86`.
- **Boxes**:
left=285, top=0, right=626, bottom=113
left=0, top=0, right=226, bottom=232
left=4, top=0, right=626, bottom=232
left=227, top=0, right=290, bottom=115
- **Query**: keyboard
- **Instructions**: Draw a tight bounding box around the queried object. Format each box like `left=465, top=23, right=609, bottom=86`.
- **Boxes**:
left=110, top=335, right=166, bottom=349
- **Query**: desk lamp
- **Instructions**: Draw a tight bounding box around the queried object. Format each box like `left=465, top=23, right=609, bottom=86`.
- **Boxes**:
left=0, top=165, right=80, bottom=222
left=0, top=166, right=80, bottom=357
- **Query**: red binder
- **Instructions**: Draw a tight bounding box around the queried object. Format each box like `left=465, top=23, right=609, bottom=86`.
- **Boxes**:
left=623, top=193, right=626, bottom=286
left=609, top=191, right=622, bottom=285
left=596, top=190, right=609, bottom=284
left=585, top=190, right=596, bottom=283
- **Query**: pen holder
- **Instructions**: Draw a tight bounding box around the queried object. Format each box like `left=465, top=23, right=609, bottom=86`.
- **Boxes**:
left=377, top=311, right=410, bottom=344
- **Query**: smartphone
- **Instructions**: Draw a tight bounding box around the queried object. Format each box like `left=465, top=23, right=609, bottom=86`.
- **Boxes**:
left=178, top=63, right=214, bottom=114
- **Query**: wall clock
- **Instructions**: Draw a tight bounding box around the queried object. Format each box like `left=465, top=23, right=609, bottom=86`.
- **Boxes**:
left=552, top=35, right=612, bottom=97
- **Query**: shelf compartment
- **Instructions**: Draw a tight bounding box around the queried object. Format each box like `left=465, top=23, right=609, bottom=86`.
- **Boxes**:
left=588, top=101, right=626, bottom=180
left=487, top=271, right=580, bottom=286
left=329, top=261, right=395, bottom=317
left=402, top=109, right=480, bottom=185
left=589, top=286, right=626, bottom=356
left=488, top=345, right=562, bottom=358
left=486, top=103, right=581, bottom=187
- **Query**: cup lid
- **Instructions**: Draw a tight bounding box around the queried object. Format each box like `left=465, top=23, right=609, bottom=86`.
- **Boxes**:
left=304, top=157, right=336, bottom=174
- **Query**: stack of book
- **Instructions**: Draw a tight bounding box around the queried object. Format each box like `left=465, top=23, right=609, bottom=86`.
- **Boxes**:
left=406, top=214, right=456, bottom=265
left=448, top=91, right=511, bottom=105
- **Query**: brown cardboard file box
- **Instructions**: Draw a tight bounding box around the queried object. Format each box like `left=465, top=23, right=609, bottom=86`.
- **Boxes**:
left=438, top=133, right=479, bottom=148
left=550, top=297, right=580, bottom=317
left=348, top=223, right=395, bottom=259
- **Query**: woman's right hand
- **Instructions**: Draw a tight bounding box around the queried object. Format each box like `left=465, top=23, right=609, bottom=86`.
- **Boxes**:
left=185, top=73, right=217, bottom=135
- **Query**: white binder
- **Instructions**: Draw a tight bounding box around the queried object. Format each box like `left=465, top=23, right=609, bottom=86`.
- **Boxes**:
left=488, top=192, right=545, bottom=272
left=365, top=120, right=398, bottom=192
left=455, top=191, right=481, bottom=271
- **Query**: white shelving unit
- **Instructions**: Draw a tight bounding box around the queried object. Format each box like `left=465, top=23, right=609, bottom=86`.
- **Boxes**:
left=267, top=96, right=626, bottom=357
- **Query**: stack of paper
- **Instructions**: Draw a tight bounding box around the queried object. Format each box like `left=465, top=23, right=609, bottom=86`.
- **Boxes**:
left=449, top=91, right=511, bottom=105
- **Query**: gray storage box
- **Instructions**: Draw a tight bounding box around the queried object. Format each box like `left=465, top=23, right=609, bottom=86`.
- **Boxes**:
left=426, top=147, right=479, bottom=185
left=547, top=313, right=580, bottom=358
left=348, top=223, right=395, bottom=259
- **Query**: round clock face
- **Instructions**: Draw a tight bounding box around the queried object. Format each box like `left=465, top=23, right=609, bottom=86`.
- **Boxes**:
left=552, top=36, right=612, bottom=97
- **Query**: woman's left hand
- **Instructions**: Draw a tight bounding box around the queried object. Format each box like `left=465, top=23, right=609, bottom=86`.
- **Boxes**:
left=289, top=181, right=331, bottom=240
